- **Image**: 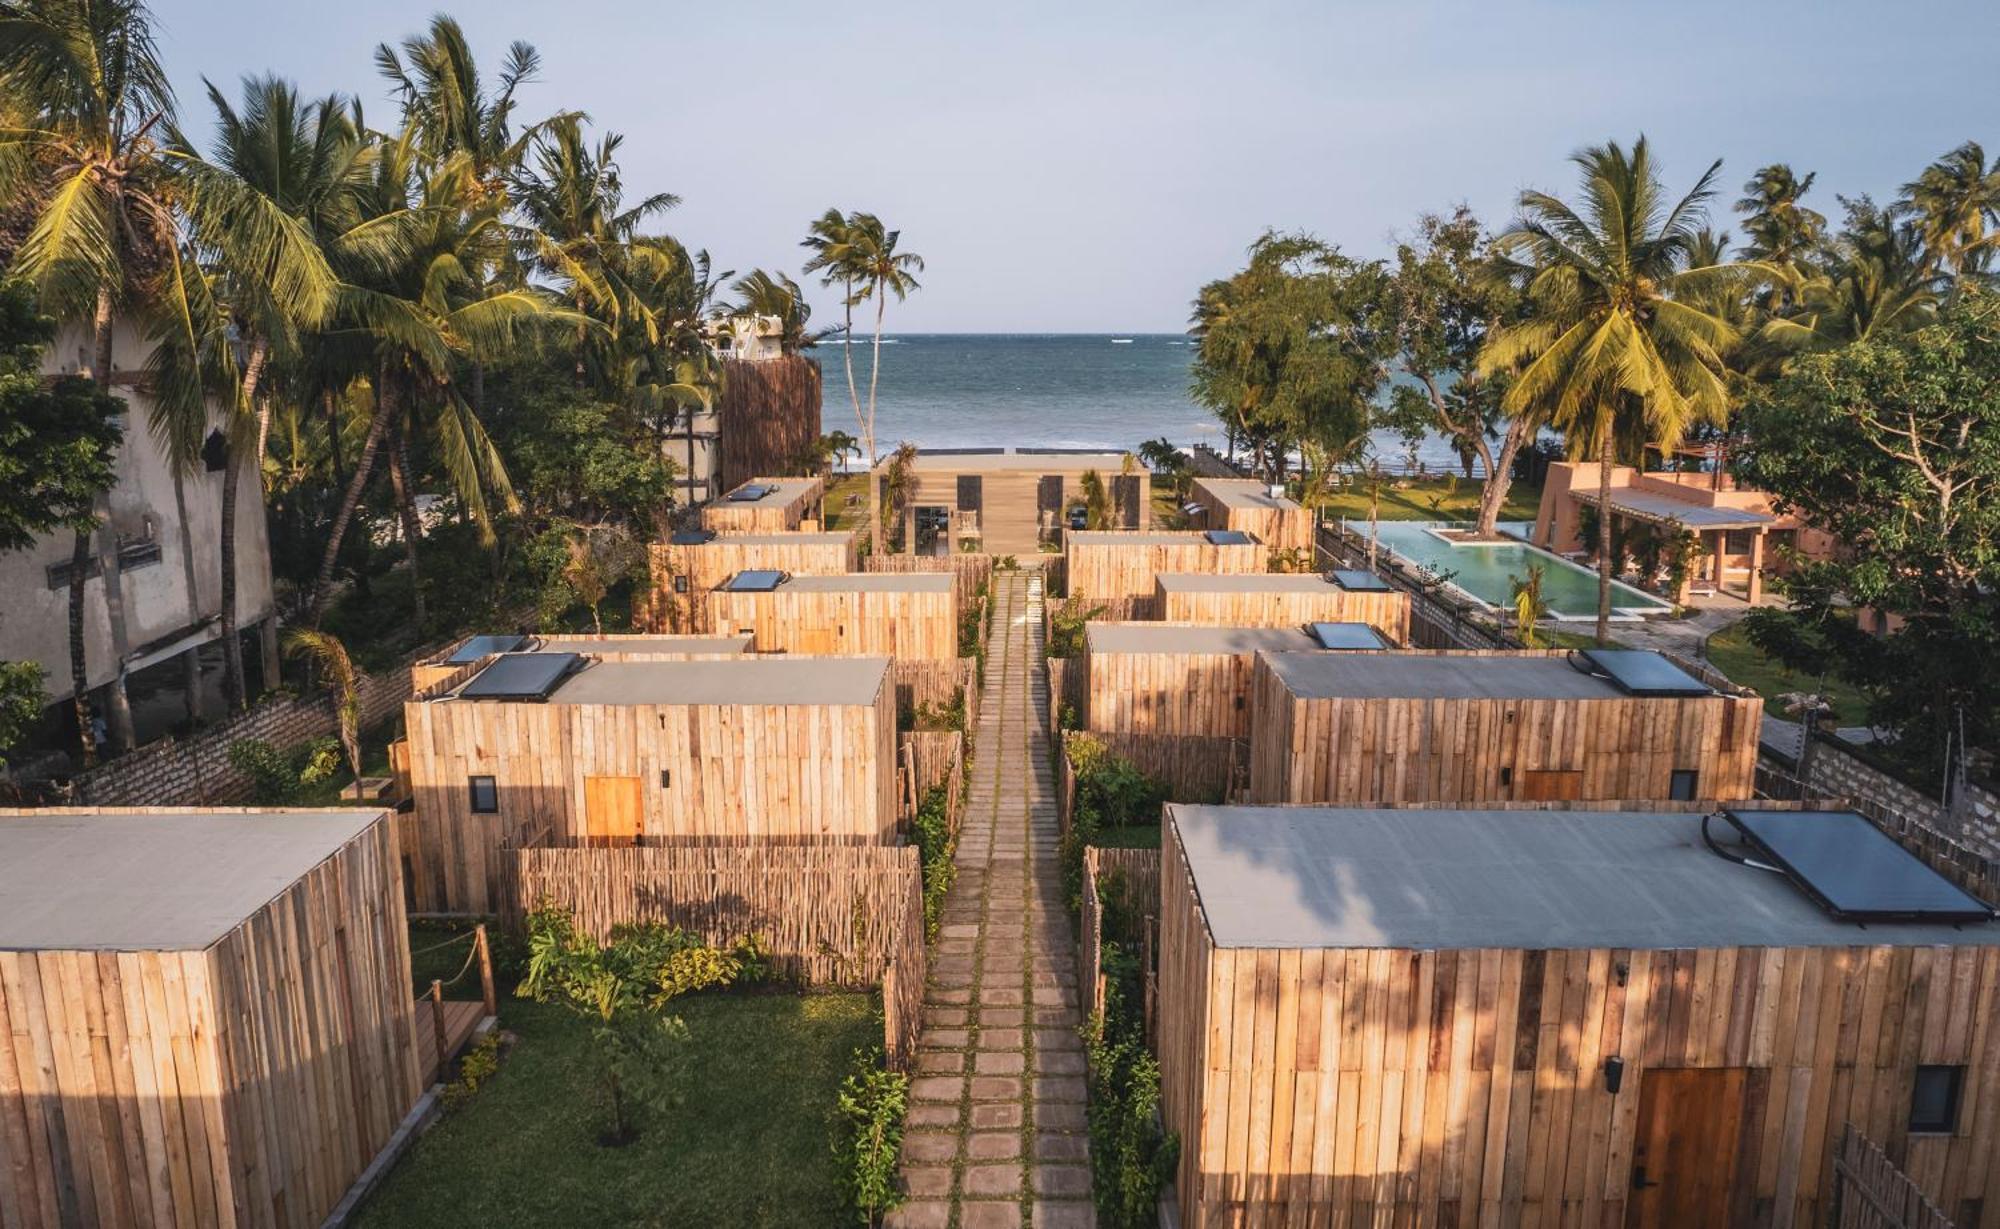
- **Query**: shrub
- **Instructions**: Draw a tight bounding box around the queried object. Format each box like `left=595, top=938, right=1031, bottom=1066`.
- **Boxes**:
left=1047, top=595, right=1106, bottom=659
left=1084, top=979, right=1179, bottom=1229
left=228, top=738, right=302, bottom=804
left=833, top=1047, right=908, bottom=1225
left=911, top=783, right=958, bottom=940
left=441, top=1030, right=503, bottom=1112
left=1060, top=734, right=1167, bottom=913
left=296, top=736, right=342, bottom=786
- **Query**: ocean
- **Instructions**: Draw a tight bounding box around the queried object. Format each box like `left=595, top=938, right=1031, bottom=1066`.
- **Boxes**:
left=814, top=333, right=1468, bottom=468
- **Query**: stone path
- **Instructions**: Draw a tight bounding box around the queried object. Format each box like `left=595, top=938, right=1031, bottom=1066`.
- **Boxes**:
left=892, top=568, right=1095, bottom=1228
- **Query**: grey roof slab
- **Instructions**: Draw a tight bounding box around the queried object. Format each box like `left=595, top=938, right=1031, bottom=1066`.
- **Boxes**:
left=0, top=809, right=386, bottom=951
left=1168, top=804, right=2000, bottom=951
left=538, top=655, right=890, bottom=707
left=533, top=635, right=750, bottom=656
left=719, top=477, right=818, bottom=506
left=776, top=573, right=953, bottom=593
left=1067, top=531, right=1214, bottom=547
left=1085, top=623, right=1318, bottom=655
left=1263, top=651, right=1625, bottom=700
left=1194, top=478, right=1302, bottom=512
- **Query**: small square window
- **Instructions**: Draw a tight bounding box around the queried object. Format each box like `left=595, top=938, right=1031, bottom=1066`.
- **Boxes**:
left=672, top=576, right=688, bottom=594
left=1910, top=1065, right=1963, bottom=1134
left=468, top=775, right=499, bottom=814
left=1668, top=769, right=1699, bottom=801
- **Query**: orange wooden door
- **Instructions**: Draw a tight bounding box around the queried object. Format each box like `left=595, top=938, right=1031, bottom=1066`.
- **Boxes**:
left=1626, top=1067, right=1747, bottom=1229
left=797, top=626, right=837, bottom=654
left=582, top=775, right=643, bottom=846
left=1518, top=769, right=1584, bottom=801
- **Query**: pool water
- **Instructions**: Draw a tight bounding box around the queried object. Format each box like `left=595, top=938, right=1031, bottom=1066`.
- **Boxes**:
left=1350, top=520, right=1673, bottom=621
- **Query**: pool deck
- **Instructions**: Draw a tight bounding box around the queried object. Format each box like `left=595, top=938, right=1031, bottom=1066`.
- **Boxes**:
left=1356, top=520, right=1673, bottom=622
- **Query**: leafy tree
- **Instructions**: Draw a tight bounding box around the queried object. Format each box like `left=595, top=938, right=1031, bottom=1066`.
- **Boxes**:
left=1899, top=141, right=1999, bottom=277
left=730, top=267, right=828, bottom=353
left=1191, top=231, right=1390, bottom=486
left=0, top=282, right=122, bottom=552
left=284, top=628, right=361, bottom=779
left=1735, top=164, right=1827, bottom=274
left=0, top=661, right=46, bottom=770
left=1478, top=138, right=1740, bottom=645
left=1764, top=197, right=1946, bottom=352
left=1135, top=438, right=1190, bottom=500
left=1735, top=288, right=2000, bottom=777
left=1383, top=207, right=1528, bottom=536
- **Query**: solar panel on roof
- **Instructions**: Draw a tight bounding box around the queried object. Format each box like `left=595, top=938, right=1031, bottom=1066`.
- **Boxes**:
left=459, top=652, right=584, bottom=701
left=444, top=634, right=529, bottom=665
left=725, top=569, right=786, bottom=592
left=1719, top=809, right=1997, bottom=923
left=1328, top=569, right=1392, bottom=592
left=1578, top=648, right=1712, bottom=697
left=1204, top=529, right=1255, bottom=546
left=728, top=484, right=775, bottom=502
left=1308, top=622, right=1390, bottom=650
left=669, top=529, right=716, bottom=545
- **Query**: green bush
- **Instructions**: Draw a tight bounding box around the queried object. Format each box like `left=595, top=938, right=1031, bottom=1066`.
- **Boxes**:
left=228, top=738, right=303, bottom=804
left=832, top=1047, right=908, bottom=1225
left=1084, top=977, right=1179, bottom=1229
left=910, top=783, right=958, bottom=940
left=441, top=1030, right=503, bottom=1112
left=1060, top=733, right=1168, bottom=913
left=1047, top=595, right=1105, bottom=659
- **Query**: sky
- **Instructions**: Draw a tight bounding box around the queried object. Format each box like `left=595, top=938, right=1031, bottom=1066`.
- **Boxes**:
left=153, top=0, right=2000, bottom=333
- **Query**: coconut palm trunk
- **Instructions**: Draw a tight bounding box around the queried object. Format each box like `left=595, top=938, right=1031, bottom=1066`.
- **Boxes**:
left=864, top=292, right=887, bottom=546
left=388, top=414, right=427, bottom=628
left=1595, top=431, right=1615, bottom=645
left=219, top=338, right=272, bottom=710
left=86, top=286, right=136, bottom=753
left=310, top=378, right=395, bottom=624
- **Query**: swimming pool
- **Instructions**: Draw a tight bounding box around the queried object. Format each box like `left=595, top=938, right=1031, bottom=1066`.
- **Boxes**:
left=1348, top=520, right=1674, bottom=621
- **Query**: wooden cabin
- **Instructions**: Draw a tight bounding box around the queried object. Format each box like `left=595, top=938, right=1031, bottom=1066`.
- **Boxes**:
left=707, top=571, right=958, bottom=660
left=1155, top=571, right=1412, bottom=643
left=1064, top=531, right=1266, bottom=619
left=1083, top=622, right=1352, bottom=739
left=877, top=448, right=1150, bottom=555
left=700, top=475, right=825, bottom=533
left=412, top=631, right=752, bottom=690
left=402, top=654, right=897, bottom=913
left=0, top=807, right=421, bottom=1229
left=1247, top=647, right=1763, bottom=805
left=646, top=529, right=858, bottom=632
left=1187, top=476, right=1314, bottom=552
left=1158, top=801, right=2000, bottom=1228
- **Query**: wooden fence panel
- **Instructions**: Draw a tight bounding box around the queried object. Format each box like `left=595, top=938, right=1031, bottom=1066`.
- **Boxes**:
left=1080, top=846, right=1163, bottom=1021
left=1832, top=1124, right=1957, bottom=1229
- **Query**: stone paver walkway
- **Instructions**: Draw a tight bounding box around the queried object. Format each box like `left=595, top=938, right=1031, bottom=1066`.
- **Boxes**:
left=892, top=568, right=1095, bottom=1228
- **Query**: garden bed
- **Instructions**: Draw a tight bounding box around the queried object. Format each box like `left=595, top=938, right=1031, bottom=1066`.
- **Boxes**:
left=353, top=991, right=877, bottom=1227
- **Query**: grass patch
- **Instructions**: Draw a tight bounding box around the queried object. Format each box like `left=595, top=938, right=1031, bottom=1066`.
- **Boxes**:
left=1317, top=476, right=1542, bottom=525
left=1091, top=824, right=1162, bottom=850
left=354, top=992, right=877, bottom=1228
left=1705, top=621, right=1869, bottom=725
left=824, top=473, right=870, bottom=534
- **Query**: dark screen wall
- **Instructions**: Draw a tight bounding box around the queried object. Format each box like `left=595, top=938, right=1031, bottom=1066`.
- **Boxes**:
left=717, top=356, right=823, bottom=492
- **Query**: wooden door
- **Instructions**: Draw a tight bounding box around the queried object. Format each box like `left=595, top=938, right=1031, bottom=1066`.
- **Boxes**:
left=582, top=775, right=643, bottom=846
left=1626, top=1068, right=1747, bottom=1229
left=797, top=626, right=838, bottom=654
left=1517, top=769, right=1584, bottom=801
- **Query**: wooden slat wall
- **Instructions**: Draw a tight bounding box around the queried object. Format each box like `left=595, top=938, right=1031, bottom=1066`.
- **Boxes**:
left=893, top=658, right=980, bottom=729
left=1158, top=580, right=1413, bottom=643
left=1080, top=846, right=1164, bottom=1020
left=415, top=633, right=759, bottom=689
left=0, top=811, right=419, bottom=1229
left=708, top=580, right=958, bottom=659
left=1190, top=478, right=1315, bottom=552
left=402, top=672, right=898, bottom=913
left=1160, top=813, right=2000, bottom=1228
left=863, top=552, right=994, bottom=617
left=1065, top=535, right=1266, bottom=619
left=647, top=533, right=857, bottom=632
left=1065, top=729, right=1238, bottom=808
left=896, top=462, right=1152, bottom=556
left=503, top=843, right=928, bottom=1068
left=1246, top=649, right=1764, bottom=805
left=700, top=476, right=825, bottom=533
left=1084, top=634, right=1271, bottom=740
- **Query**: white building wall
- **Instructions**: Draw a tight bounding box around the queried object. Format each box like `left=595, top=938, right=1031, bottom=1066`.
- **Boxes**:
left=0, top=320, right=276, bottom=703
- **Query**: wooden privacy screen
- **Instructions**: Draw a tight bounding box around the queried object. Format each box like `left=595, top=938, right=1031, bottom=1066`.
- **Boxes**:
left=1155, top=822, right=2000, bottom=1229
left=647, top=533, right=857, bottom=632
left=504, top=843, right=928, bottom=1068
left=708, top=579, right=958, bottom=659
left=1156, top=579, right=1412, bottom=642
left=1190, top=477, right=1315, bottom=552
left=701, top=476, right=824, bottom=533
left=0, top=815, right=419, bottom=1229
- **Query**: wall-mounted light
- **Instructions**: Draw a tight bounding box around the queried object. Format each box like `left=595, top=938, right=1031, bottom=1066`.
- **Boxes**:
left=1603, top=1056, right=1625, bottom=1095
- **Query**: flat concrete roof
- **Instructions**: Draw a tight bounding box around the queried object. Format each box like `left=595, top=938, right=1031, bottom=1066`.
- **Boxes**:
left=535, top=634, right=751, bottom=656
left=1264, top=651, right=1628, bottom=701
left=894, top=449, right=1140, bottom=474
left=1572, top=487, right=1777, bottom=531
left=719, top=477, right=819, bottom=506
left=0, top=809, right=385, bottom=951
left=1068, top=531, right=1210, bottom=547
left=770, top=573, right=953, bottom=593
left=1195, top=477, right=1303, bottom=512
left=1170, top=804, right=2000, bottom=950
left=1086, top=623, right=1318, bottom=655
left=1156, top=573, right=1339, bottom=592
left=696, top=532, right=852, bottom=546
left=532, top=655, right=890, bottom=706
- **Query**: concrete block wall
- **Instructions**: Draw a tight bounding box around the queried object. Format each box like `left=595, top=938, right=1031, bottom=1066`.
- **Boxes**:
left=1785, top=737, right=2000, bottom=860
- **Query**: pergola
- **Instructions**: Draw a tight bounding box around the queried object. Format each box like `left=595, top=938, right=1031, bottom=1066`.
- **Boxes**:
left=1568, top=486, right=1776, bottom=602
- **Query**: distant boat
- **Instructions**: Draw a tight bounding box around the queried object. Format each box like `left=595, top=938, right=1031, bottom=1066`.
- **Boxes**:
left=1110, top=338, right=1134, bottom=344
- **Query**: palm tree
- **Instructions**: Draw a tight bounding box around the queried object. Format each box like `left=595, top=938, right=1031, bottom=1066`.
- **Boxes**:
left=1900, top=141, right=1999, bottom=276
left=283, top=627, right=360, bottom=780
left=1478, top=138, right=1739, bottom=645
left=801, top=210, right=865, bottom=481
left=375, top=15, right=559, bottom=199
left=1763, top=199, right=1946, bottom=351
left=0, top=0, right=321, bottom=755
left=165, top=76, right=372, bottom=709
left=845, top=213, right=923, bottom=547
left=1735, top=164, right=1826, bottom=268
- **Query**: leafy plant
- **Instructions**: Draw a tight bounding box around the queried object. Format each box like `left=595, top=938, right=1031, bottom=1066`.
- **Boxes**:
left=284, top=629, right=363, bottom=780
left=1047, top=595, right=1107, bottom=659
left=1084, top=978, right=1180, bottom=1228
left=296, top=736, right=343, bottom=786
left=228, top=738, right=303, bottom=804
left=910, top=782, right=959, bottom=939
left=0, top=662, right=48, bottom=771
left=1060, top=733, right=1168, bottom=913
left=1267, top=546, right=1311, bottom=574
left=1079, top=468, right=1111, bottom=530
left=441, top=1029, right=504, bottom=1112
left=1510, top=563, right=1548, bottom=648
left=832, top=1046, right=908, bottom=1225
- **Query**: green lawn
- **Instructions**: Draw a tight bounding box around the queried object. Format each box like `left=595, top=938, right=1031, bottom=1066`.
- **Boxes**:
left=1316, top=476, right=1543, bottom=525
left=354, top=991, right=877, bottom=1228
left=824, top=473, right=870, bottom=533
left=1092, top=824, right=1163, bottom=850
left=1704, top=621, right=1870, bottom=726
